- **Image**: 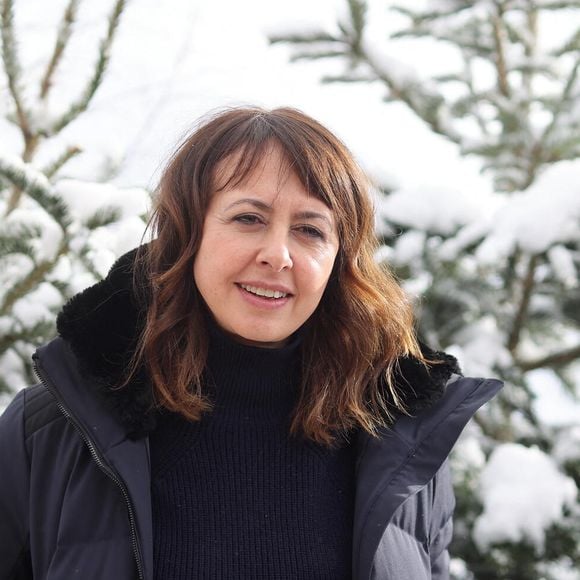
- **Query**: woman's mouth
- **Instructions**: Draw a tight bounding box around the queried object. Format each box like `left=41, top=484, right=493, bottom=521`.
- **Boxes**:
left=239, top=284, right=288, bottom=299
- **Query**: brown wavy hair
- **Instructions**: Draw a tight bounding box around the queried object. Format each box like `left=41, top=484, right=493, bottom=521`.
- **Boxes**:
left=129, top=106, right=426, bottom=447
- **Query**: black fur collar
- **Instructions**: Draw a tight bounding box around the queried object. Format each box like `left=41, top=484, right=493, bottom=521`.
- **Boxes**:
left=56, top=246, right=461, bottom=438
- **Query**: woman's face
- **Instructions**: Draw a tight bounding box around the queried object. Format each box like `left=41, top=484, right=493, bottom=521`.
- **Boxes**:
left=193, top=147, right=339, bottom=348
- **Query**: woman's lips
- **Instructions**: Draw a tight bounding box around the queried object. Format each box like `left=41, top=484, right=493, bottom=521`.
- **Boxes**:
left=236, top=284, right=292, bottom=309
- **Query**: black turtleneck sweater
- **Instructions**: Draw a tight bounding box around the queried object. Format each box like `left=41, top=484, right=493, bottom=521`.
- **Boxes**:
left=149, top=322, right=356, bottom=579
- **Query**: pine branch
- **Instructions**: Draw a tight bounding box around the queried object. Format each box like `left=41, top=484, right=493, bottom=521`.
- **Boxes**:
left=0, top=319, right=56, bottom=356
left=42, top=0, right=127, bottom=136
left=289, top=48, right=348, bottom=63
left=518, top=343, right=580, bottom=371
left=538, top=55, right=580, bottom=152
left=390, top=3, right=473, bottom=23
left=84, top=205, right=121, bottom=229
left=508, top=254, right=539, bottom=353
left=0, top=156, right=70, bottom=227
left=39, top=0, right=80, bottom=100
left=77, top=247, right=105, bottom=280
left=342, top=0, right=366, bottom=58
left=392, top=28, right=496, bottom=56
left=362, top=45, right=461, bottom=143
left=42, top=144, right=82, bottom=178
left=0, top=237, right=68, bottom=316
left=503, top=18, right=533, bottom=49
left=552, top=26, right=580, bottom=56
left=269, top=31, right=339, bottom=45
left=1, top=0, right=32, bottom=140
left=0, top=223, right=42, bottom=256
left=537, top=1, right=580, bottom=9
left=0, top=235, right=34, bottom=257
left=320, top=70, right=376, bottom=83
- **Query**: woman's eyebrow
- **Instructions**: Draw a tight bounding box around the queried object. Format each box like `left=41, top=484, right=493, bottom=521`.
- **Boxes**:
left=225, top=198, right=271, bottom=212
left=224, top=198, right=334, bottom=228
left=294, top=211, right=333, bottom=228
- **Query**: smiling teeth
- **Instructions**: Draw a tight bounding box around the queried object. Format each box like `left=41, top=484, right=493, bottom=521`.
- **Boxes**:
left=240, top=284, right=287, bottom=299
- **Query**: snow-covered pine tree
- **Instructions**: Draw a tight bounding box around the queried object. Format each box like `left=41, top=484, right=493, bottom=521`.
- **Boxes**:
left=0, top=0, right=149, bottom=401
left=271, top=1, right=580, bottom=578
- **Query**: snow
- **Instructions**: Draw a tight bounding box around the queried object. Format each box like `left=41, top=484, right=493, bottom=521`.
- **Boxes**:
left=0, top=151, right=53, bottom=195
left=4, top=204, right=64, bottom=262
left=452, top=434, right=486, bottom=473
left=437, top=219, right=494, bottom=261
left=476, top=160, right=580, bottom=263
left=449, top=557, right=473, bottom=580
left=474, top=443, right=577, bottom=552
left=11, top=282, right=62, bottom=328
left=447, top=317, right=512, bottom=377
left=537, top=558, right=580, bottom=580
left=547, top=245, right=578, bottom=289
left=553, top=425, right=580, bottom=465
left=361, top=37, right=422, bottom=89
left=0, top=254, right=35, bottom=305
left=0, top=349, right=26, bottom=394
left=392, top=230, right=426, bottom=265
left=55, top=179, right=150, bottom=222
left=527, top=369, right=580, bottom=427
left=376, top=185, right=485, bottom=235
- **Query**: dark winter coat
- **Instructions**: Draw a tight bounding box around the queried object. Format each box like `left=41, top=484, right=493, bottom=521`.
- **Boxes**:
left=0, top=249, right=502, bottom=580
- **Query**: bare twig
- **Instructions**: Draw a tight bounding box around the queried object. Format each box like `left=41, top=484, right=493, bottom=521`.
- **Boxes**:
left=507, top=254, right=539, bottom=353
left=518, top=343, right=580, bottom=371
left=491, top=4, right=511, bottom=98
left=522, top=5, right=537, bottom=98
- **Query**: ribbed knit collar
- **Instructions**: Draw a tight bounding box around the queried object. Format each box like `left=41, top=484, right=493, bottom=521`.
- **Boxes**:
left=204, top=318, right=303, bottom=421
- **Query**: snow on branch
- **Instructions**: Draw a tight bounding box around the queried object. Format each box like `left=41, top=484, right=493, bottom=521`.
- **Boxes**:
left=476, top=160, right=580, bottom=261
left=0, top=153, right=70, bottom=228
left=537, top=0, right=580, bottom=9
left=474, top=443, right=577, bottom=552
left=391, top=2, right=473, bottom=23
left=360, top=40, right=461, bottom=143
left=42, top=145, right=82, bottom=179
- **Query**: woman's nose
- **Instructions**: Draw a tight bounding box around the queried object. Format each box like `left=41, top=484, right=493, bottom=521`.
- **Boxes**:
left=256, top=230, right=293, bottom=272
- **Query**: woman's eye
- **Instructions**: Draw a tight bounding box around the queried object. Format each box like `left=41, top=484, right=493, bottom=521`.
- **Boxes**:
left=233, top=214, right=262, bottom=225
left=297, top=225, right=325, bottom=240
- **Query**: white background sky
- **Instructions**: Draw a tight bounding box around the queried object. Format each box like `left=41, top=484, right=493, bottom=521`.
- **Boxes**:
left=2, top=0, right=492, bottom=195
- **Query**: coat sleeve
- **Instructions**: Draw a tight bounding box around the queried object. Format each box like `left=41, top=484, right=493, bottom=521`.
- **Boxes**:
left=429, top=459, right=456, bottom=580
left=0, top=389, right=33, bottom=579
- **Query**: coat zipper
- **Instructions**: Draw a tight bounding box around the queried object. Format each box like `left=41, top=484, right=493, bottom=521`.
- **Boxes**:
left=32, top=356, right=145, bottom=580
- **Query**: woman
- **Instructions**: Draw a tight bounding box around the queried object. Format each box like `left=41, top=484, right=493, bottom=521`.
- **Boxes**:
left=0, top=107, right=501, bottom=580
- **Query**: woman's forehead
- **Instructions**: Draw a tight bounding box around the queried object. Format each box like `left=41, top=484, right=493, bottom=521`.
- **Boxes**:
left=213, top=145, right=291, bottom=188
left=212, top=144, right=332, bottom=210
